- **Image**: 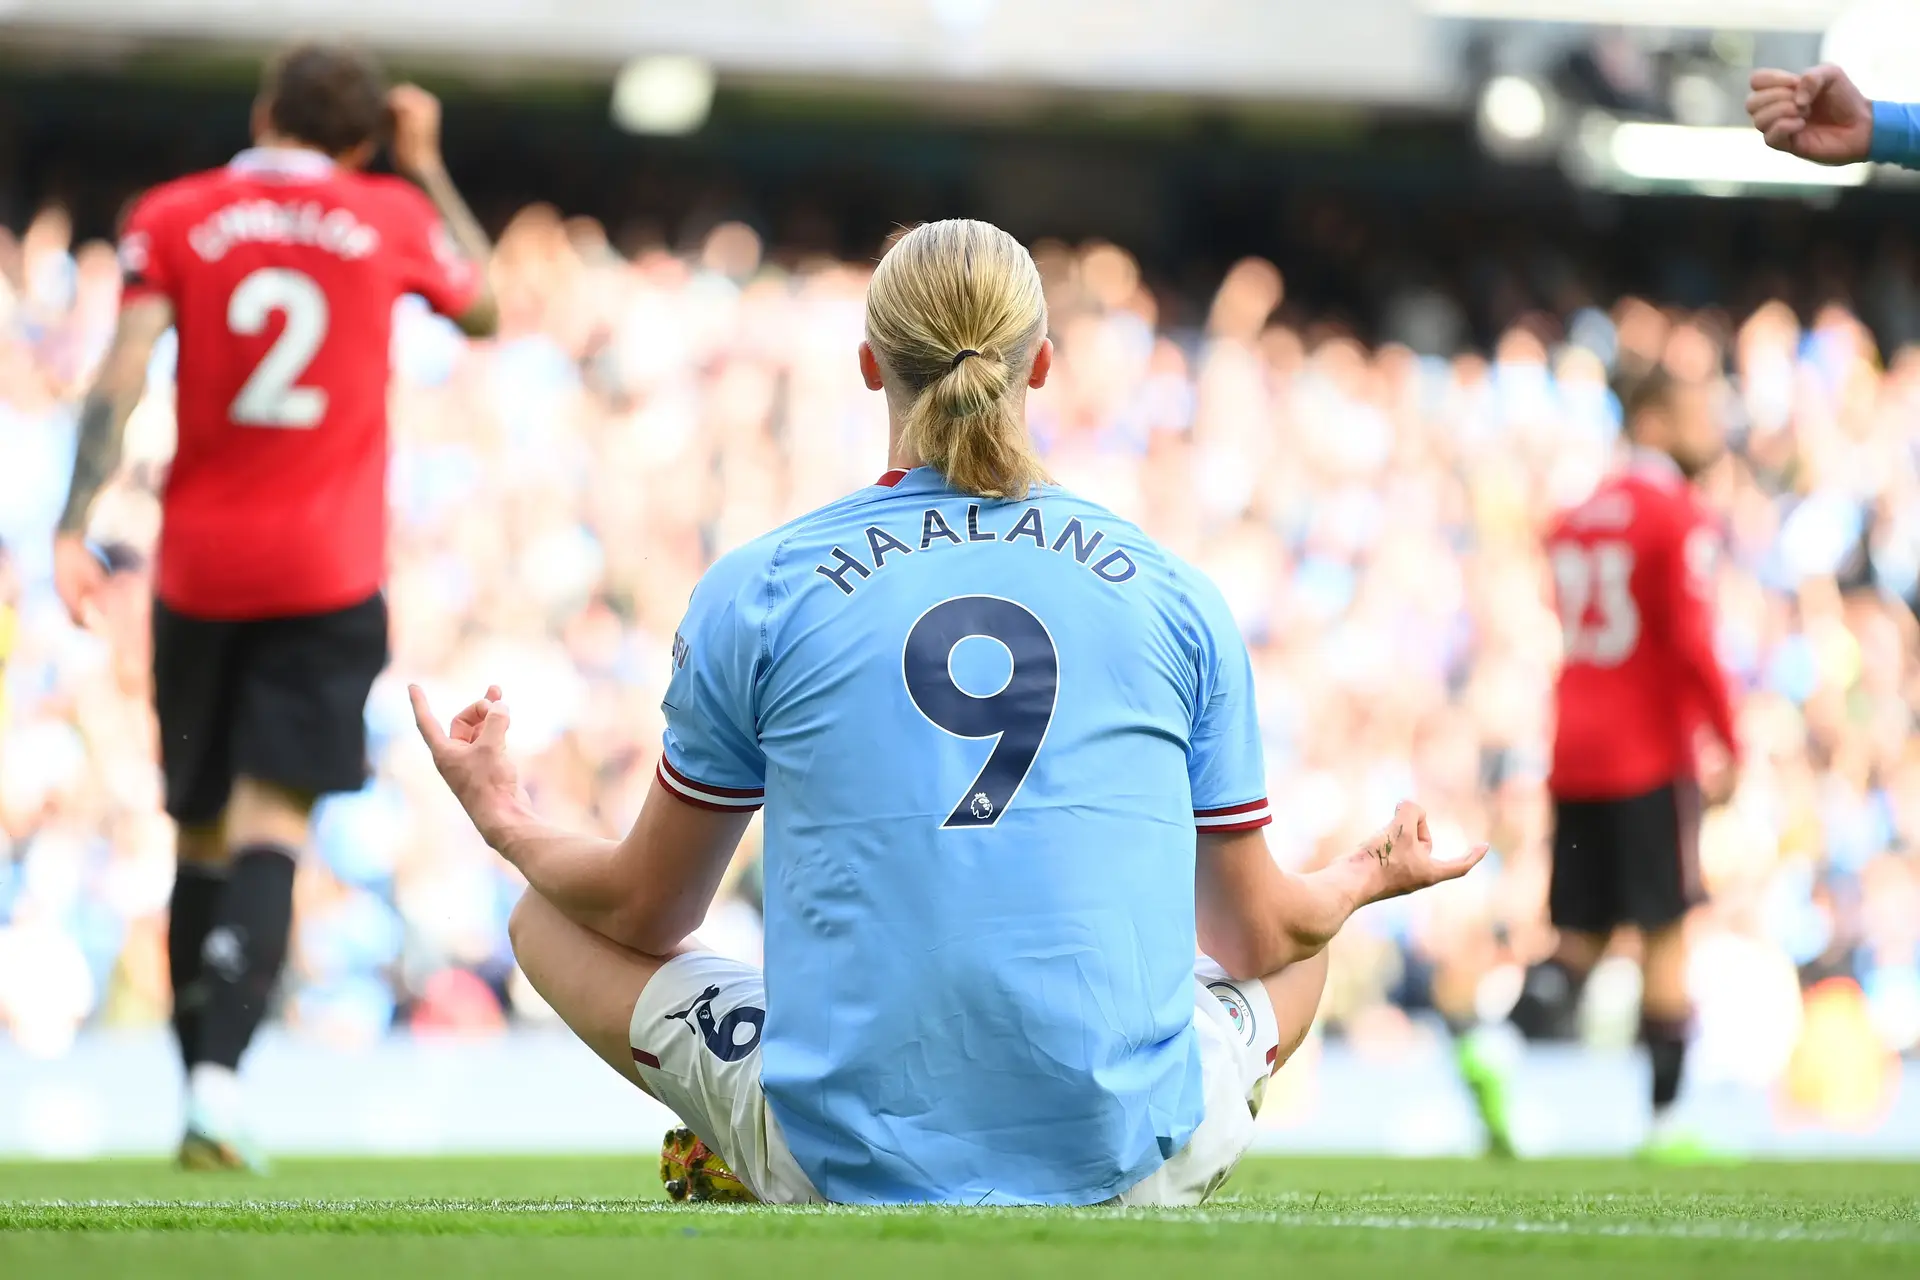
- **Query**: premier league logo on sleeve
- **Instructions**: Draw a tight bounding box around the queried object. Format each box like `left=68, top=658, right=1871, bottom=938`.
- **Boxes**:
left=1208, top=981, right=1257, bottom=1046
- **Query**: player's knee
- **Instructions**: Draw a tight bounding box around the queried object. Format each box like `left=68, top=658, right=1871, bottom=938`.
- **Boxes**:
left=225, top=776, right=317, bottom=849
left=229, top=775, right=317, bottom=818
left=1640, top=919, right=1687, bottom=956
left=1552, top=930, right=1607, bottom=976
left=175, top=821, right=228, bottom=866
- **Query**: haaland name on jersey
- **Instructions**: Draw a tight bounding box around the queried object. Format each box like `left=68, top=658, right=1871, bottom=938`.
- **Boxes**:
left=813, top=502, right=1139, bottom=596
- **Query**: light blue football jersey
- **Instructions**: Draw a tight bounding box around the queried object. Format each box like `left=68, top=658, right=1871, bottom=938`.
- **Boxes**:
left=658, top=466, right=1271, bottom=1205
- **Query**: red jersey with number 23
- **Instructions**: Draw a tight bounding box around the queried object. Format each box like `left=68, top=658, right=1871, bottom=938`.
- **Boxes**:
left=1545, top=451, right=1740, bottom=800
left=119, top=148, right=481, bottom=619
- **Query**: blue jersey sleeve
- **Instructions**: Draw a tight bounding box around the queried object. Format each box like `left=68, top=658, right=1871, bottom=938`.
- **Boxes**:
left=657, top=551, right=769, bottom=812
left=1871, top=101, right=1920, bottom=168
left=1180, top=573, right=1272, bottom=833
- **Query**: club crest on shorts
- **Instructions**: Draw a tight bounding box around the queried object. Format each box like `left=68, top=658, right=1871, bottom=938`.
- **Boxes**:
left=1208, top=981, right=1257, bottom=1046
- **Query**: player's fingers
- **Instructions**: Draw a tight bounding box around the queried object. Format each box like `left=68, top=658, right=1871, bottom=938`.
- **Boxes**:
left=449, top=696, right=495, bottom=743
left=1744, top=86, right=1796, bottom=118
left=1748, top=68, right=1798, bottom=93
left=475, top=701, right=512, bottom=750
left=1750, top=100, right=1803, bottom=133
left=408, top=684, right=451, bottom=755
left=388, top=83, right=441, bottom=120
left=1439, top=843, right=1492, bottom=882
left=1796, top=64, right=1839, bottom=110
left=1765, top=121, right=1808, bottom=152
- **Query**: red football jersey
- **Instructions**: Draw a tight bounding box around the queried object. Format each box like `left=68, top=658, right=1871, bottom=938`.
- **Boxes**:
left=119, top=148, right=481, bottom=619
left=1545, top=450, right=1739, bottom=800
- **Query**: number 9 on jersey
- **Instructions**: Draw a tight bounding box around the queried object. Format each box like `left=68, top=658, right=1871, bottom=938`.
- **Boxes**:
left=902, top=595, right=1058, bottom=829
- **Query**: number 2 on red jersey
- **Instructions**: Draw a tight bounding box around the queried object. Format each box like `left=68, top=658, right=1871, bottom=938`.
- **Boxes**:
left=1551, top=540, right=1640, bottom=666
left=227, top=267, right=330, bottom=428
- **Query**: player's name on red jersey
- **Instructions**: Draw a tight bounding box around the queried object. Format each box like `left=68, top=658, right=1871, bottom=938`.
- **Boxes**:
left=181, top=200, right=383, bottom=264
left=122, top=149, right=481, bottom=620
left=1547, top=451, right=1739, bottom=801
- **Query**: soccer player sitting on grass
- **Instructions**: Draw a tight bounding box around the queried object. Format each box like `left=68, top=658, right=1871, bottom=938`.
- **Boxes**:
left=412, top=219, right=1485, bottom=1206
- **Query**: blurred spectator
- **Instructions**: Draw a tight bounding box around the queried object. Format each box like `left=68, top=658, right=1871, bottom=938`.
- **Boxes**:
left=1, top=205, right=1917, bottom=1090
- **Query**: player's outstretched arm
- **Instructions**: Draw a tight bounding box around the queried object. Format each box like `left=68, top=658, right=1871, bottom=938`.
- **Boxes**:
left=389, top=85, right=499, bottom=337
left=1197, top=801, right=1486, bottom=981
left=53, top=295, right=172, bottom=627
left=411, top=685, right=746, bottom=954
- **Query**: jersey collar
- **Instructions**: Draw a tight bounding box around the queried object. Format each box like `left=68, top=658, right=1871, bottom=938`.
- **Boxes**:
left=229, top=147, right=337, bottom=182
left=1626, top=446, right=1684, bottom=487
left=873, top=466, right=961, bottom=496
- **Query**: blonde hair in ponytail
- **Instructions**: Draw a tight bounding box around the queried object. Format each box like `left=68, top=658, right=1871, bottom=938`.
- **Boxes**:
left=865, top=219, right=1049, bottom=499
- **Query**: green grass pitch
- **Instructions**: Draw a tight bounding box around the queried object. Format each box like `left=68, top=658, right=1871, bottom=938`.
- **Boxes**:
left=4, top=1155, right=1918, bottom=1278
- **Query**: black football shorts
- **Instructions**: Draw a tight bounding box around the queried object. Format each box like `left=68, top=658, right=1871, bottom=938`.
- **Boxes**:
left=151, top=592, right=388, bottom=825
left=1549, top=779, right=1703, bottom=935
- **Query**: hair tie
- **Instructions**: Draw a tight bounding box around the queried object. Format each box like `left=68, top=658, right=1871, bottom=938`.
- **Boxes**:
left=950, top=349, right=982, bottom=369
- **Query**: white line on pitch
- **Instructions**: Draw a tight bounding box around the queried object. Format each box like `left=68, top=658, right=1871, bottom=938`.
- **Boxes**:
left=10, top=1199, right=1919, bottom=1244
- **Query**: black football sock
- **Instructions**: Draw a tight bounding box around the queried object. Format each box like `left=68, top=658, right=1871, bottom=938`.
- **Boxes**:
left=1643, top=1013, right=1689, bottom=1116
left=1507, top=959, right=1588, bottom=1042
left=194, top=843, right=298, bottom=1071
left=167, top=863, right=227, bottom=1071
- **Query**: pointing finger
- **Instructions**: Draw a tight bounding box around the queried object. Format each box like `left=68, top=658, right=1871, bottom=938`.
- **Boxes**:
left=408, top=684, right=449, bottom=755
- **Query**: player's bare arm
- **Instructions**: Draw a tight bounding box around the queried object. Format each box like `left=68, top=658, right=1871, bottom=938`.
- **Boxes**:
left=410, top=684, right=744, bottom=954
left=1669, top=526, right=1741, bottom=805
left=388, top=85, right=499, bottom=337
left=53, top=294, right=173, bottom=626
left=1196, top=800, right=1487, bottom=981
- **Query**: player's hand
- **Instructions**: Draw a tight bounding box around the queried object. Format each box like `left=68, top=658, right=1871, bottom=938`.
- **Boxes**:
left=1700, top=759, right=1740, bottom=809
left=410, top=683, right=532, bottom=847
left=1357, top=801, right=1490, bottom=902
left=387, top=84, right=446, bottom=179
left=1695, top=734, right=1739, bottom=808
left=1747, top=65, right=1874, bottom=164
left=52, top=533, right=106, bottom=629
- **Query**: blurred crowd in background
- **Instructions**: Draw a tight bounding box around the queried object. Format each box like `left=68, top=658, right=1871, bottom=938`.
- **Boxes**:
left=2, top=199, right=1919, bottom=1115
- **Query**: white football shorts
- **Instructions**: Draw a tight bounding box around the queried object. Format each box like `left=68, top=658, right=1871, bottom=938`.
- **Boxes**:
left=627, top=950, right=1280, bottom=1206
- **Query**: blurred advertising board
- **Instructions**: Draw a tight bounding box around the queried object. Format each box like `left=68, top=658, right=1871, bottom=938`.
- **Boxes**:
left=4, top=1030, right=1916, bottom=1158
